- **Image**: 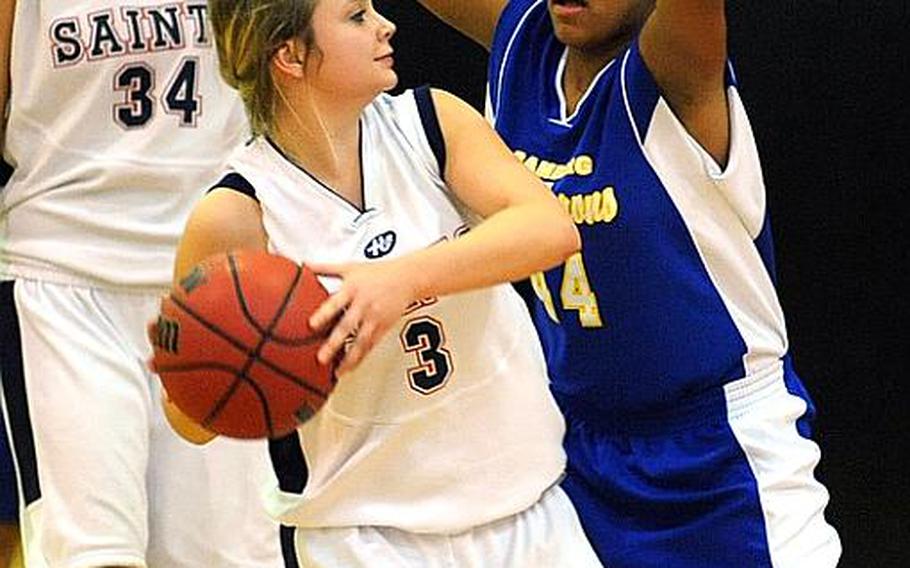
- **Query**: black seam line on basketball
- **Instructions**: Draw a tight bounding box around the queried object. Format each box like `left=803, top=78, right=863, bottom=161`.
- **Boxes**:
left=205, top=374, right=272, bottom=437
left=228, top=253, right=304, bottom=338
left=207, top=257, right=308, bottom=435
left=167, top=298, right=331, bottom=399
left=156, top=361, right=327, bottom=402
left=258, top=329, right=330, bottom=347
left=231, top=254, right=307, bottom=392
left=226, top=254, right=324, bottom=346
left=228, top=255, right=305, bottom=389
left=200, top=371, right=276, bottom=438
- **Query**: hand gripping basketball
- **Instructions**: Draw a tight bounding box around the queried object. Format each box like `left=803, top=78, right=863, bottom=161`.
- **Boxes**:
left=149, top=250, right=336, bottom=439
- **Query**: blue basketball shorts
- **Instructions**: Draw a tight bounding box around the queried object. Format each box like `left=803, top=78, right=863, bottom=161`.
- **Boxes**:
left=560, top=359, right=841, bottom=567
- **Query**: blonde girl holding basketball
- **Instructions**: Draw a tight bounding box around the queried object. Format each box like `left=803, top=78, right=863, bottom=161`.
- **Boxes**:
left=166, top=0, right=603, bottom=565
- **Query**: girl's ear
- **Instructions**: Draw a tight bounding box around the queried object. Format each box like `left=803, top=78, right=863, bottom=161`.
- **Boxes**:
left=272, top=39, right=307, bottom=78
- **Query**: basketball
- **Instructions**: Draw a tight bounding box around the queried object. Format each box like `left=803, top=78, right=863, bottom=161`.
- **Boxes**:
left=150, top=250, right=335, bottom=439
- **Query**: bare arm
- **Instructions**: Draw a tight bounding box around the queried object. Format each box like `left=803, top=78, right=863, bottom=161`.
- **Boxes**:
left=413, top=0, right=508, bottom=49
left=639, top=0, right=730, bottom=165
left=0, top=0, right=16, bottom=156
left=310, top=88, right=579, bottom=371
left=172, top=188, right=268, bottom=285
left=423, top=88, right=580, bottom=293
left=162, top=188, right=268, bottom=444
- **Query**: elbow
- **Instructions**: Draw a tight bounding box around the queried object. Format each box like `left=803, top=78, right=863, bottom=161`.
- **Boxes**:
left=551, top=213, right=581, bottom=264
left=532, top=198, right=580, bottom=269
left=562, top=218, right=582, bottom=259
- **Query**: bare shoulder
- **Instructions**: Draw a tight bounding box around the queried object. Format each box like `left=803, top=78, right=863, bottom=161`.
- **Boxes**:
left=426, top=87, right=498, bottom=168
left=175, top=187, right=267, bottom=283
left=428, top=88, right=486, bottom=131
left=191, top=188, right=263, bottom=235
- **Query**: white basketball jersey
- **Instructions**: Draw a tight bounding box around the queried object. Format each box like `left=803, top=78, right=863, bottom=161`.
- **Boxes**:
left=0, top=1, right=248, bottom=290
left=226, top=89, right=567, bottom=534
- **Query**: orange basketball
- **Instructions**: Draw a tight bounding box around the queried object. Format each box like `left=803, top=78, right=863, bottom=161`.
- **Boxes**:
left=150, top=250, right=335, bottom=439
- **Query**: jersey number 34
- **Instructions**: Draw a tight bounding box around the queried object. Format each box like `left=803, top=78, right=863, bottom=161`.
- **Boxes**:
left=114, top=57, right=200, bottom=129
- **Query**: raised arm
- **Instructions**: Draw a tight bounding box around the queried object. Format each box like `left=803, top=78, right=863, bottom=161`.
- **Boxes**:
left=0, top=0, right=16, bottom=156
left=414, top=0, right=508, bottom=49
left=428, top=87, right=580, bottom=288
left=639, top=0, right=730, bottom=164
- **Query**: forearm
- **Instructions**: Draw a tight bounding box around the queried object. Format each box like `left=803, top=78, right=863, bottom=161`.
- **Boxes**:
left=404, top=199, right=579, bottom=300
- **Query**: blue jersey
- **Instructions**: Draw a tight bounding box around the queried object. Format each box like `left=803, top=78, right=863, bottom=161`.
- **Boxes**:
left=489, top=0, right=791, bottom=422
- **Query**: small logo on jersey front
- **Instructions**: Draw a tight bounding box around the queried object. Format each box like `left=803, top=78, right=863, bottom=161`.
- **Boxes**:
left=364, top=231, right=397, bottom=259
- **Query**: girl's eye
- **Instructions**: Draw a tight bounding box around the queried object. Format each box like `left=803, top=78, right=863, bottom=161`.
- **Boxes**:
left=351, top=10, right=366, bottom=23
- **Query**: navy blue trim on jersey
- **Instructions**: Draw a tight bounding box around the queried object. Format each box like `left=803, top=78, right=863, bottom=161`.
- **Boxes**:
left=268, top=431, right=308, bottom=494
left=413, top=85, right=447, bottom=178
left=279, top=525, right=300, bottom=568
left=0, top=281, right=41, bottom=508
left=0, top=417, right=16, bottom=520
left=211, top=172, right=259, bottom=202
left=0, top=160, right=12, bottom=186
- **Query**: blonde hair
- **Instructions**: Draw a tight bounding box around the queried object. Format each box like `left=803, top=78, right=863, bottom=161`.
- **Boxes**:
left=209, top=0, right=319, bottom=135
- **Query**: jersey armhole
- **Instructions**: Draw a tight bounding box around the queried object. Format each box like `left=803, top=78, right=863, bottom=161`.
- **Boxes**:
left=209, top=172, right=259, bottom=203
left=413, top=86, right=447, bottom=180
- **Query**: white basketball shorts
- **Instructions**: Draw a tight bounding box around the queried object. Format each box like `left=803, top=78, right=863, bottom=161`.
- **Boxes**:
left=0, top=279, right=283, bottom=568
left=285, top=484, right=603, bottom=567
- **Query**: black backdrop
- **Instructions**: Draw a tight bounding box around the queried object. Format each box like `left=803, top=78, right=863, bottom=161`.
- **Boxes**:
left=376, top=1, right=909, bottom=566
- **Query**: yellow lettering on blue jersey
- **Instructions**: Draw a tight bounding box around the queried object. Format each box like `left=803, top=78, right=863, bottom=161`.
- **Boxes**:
left=557, top=187, right=619, bottom=226
left=511, top=150, right=619, bottom=227
left=513, top=150, right=595, bottom=182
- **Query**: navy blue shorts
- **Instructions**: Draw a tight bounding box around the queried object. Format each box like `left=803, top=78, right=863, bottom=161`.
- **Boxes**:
left=1, top=416, right=17, bottom=522
left=559, top=362, right=841, bottom=567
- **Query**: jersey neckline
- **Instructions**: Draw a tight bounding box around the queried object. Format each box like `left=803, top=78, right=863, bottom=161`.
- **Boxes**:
left=549, top=47, right=616, bottom=127
left=263, top=125, right=368, bottom=215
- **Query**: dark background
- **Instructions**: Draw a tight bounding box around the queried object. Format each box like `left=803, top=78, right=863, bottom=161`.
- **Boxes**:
left=377, top=1, right=909, bottom=566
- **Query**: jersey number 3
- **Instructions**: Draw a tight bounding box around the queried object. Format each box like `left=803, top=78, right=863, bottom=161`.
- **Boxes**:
left=531, top=252, right=603, bottom=327
left=400, top=316, right=452, bottom=395
left=114, top=57, right=200, bottom=129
